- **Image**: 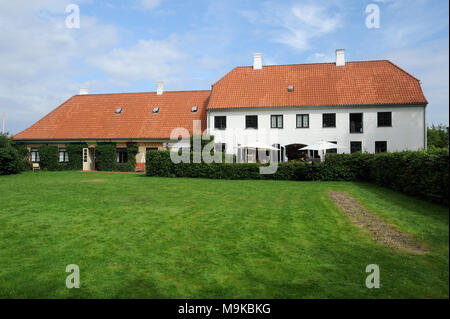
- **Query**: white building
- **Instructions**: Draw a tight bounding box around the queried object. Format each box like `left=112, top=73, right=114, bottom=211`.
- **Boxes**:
left=207, top=50, right=428, bottom=161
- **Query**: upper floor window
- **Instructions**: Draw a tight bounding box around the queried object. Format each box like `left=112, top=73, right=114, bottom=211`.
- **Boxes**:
left=375, top=141, right=387, bottom=153
left=350, top=141, right=362, bottom=154
left=350, top=113, right=363, bottom=133
left=323, top=113, right=336, bottom=128
left=30, top=148, right=40, bottom=162
left=59, top=148, right=69, bottom=163
left=296, top=114, right=309, bottom=128
left=378, top=112, right=392, bottom=127
left=116, top=148, right=128, bottom=163
left=214, top=116, right=226, bottom=130
left=246, top=115, right=258, bottom=129
left=271, top=115, right=283, bottom=128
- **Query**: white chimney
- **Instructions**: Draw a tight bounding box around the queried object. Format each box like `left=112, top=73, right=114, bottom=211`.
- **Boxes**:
left=336, top=49, right=345, bottom=66
left=157, top=80, right=164, bottom=95
left=79, top=87, right=89, bottom=95
left=253, top=53, right=262, bottom=70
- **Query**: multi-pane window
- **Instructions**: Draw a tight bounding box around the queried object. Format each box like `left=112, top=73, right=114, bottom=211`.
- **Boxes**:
left=327, top=141, right=337, bottom=154
left=296, top=114, right=309, bottom=128
left=270, top=115, right=283, bottom=128
left=375, top=141, right=387, bottom=153
left=214, top=116, right=226, bottom=130
left=116, top=148, right=128, bottom=163
left=323, top=113, right=336, bottom=128
left=30, top=148, right=40, bottom=162
left=246, top=115, right=258, bottom=129
left=350, top=113, right=363, bottom=133
left=377, top=112, right=392, bottom=127
left=214, top=143, right=226, bottom=153
left=59, top=148, right=69, bottom=163
left=350, top=141, right=362, bottom=154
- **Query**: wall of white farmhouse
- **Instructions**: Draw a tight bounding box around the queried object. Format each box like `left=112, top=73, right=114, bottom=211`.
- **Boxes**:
left=207, top=105, right=426, bottom=155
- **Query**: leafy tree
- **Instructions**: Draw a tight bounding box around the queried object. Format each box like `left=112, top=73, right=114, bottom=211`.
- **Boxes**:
left=427, top=124, right=449, bottom=149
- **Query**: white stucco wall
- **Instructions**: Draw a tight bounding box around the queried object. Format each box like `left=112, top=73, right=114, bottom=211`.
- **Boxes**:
left=207, top=105, right=426, bottom=155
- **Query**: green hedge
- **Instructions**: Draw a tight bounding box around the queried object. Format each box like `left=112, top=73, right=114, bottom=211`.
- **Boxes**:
left=0, top=134, right=28, bottom=174
left=146, top=149, right=449, bottom=205
left=146, top=150, right=312, bottom=181
left=38, top=143, right=86, bottom=171
left=95, top=142, right=138, bottom=172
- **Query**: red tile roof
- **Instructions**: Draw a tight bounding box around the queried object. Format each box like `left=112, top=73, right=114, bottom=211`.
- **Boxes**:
left=208, top=60, right=427, bottom=109
left=13, top=90, right=210, bottom=140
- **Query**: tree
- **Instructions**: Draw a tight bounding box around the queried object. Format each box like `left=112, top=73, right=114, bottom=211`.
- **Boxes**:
left=0, top=133, right=28, bottom=175
left=427, top=124, right=449, bottom=149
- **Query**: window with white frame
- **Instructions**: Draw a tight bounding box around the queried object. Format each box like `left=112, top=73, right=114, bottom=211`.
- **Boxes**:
left=30, top=148, right=40, bottom=162
left=116, top=148, right=128, bottom=163
left=59, top=148, right=69, bottom=162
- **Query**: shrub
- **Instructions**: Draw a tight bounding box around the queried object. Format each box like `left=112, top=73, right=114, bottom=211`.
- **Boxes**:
left=0, top=146, right=22, bottom=175
left=0, top=133, right=27, bottom=175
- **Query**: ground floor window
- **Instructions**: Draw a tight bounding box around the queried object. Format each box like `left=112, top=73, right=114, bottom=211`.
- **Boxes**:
left=116, top=148, right=128, bottom=163
left=326, top=141, right=337, bottom=154
left=30, top=148, right=40, bottom=162
left=375, top=141, right=387, bottom=153
left=214, top=143, right=226, bottom=153
left=59, top=148, right=69, bottom=162
left=350, top=141, right=362, bottom=153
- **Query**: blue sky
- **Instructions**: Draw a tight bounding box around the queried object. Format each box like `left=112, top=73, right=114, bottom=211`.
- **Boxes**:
left=0, top=0, right=448, bottom=134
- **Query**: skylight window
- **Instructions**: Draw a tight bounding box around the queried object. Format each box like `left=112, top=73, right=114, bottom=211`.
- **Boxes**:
left=153, top=107, right=159, bottom=113
left=115, top=107, right=122, bottom=114
left=191, top=106, right=198, bottom=112
left=288, top=85, right=294, bottom=92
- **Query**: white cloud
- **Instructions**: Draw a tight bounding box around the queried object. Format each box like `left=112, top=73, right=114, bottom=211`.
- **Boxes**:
left=241, top=2, right=342, bottom=50
left=87, top=36, right=188, bottom=86
left=136, top=0, right=161, bottom=11
left=386, top=38, right=449, bottom=125
left=0, top=1, right=119, bottom=134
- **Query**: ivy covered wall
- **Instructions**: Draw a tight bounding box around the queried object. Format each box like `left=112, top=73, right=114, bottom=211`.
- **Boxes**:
left=38, top=143, right=87, bottom=171
left=95, top=142, right=138, bottom=172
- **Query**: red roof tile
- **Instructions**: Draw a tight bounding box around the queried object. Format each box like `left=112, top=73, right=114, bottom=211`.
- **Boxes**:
left=208, top=60, right=427, bottom=109
left=13, top=90, right=210, bottom=140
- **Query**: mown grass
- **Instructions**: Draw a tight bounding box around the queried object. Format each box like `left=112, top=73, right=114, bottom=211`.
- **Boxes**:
left=0, top=171, right=448, bottom=298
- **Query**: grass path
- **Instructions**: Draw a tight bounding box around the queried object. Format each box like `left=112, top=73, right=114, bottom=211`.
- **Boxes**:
left=0, top=171, right=448, bottom=298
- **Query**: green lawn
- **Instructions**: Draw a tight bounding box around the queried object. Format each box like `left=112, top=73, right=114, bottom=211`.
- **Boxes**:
left=0, top=171, right=448, bottom=298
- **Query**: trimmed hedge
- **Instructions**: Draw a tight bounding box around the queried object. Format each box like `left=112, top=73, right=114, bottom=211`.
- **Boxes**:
left=95, top=142, right=138, bottom=172
left=146, top=149, right=449, bottom=205
left=146, top=150, right=312, bottom=181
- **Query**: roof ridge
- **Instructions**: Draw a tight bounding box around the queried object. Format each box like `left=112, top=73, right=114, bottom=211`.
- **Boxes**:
left=74, top=89, right=211, bottom=96
left=384, top=60, right=421, bottom=82
left=233, top=59, right=393, bottom=69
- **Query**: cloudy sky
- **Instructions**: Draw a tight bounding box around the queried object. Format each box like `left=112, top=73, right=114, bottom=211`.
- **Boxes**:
left=0, top=0, right=448, bottom=134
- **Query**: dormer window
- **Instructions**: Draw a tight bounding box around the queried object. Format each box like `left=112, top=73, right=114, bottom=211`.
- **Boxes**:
left=288, top=85, right=294, bottom=92
left=191, top=106, right=198, bottom=112
left=153, top=107, right=159, bottom=113
left=115, top=107, right=122, bottom=114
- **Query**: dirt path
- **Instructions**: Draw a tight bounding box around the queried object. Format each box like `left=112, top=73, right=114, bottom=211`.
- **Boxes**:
left=328, top=191, right=428, bottom=255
